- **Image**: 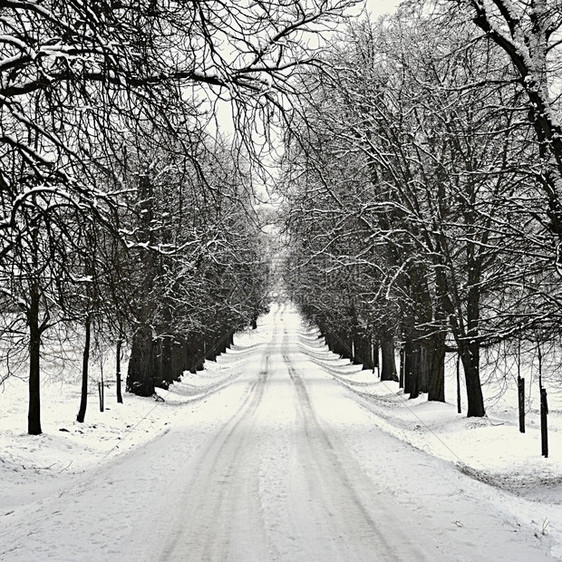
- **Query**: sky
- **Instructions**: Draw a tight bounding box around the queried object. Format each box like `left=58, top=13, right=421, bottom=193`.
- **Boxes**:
left=211, top=0, right=405, bottom=145
left=365, top=0, right=403, bottom=17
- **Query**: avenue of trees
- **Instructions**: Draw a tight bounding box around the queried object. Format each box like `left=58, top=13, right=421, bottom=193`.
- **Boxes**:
left=282, top=1, right=562, bottom=417
left=0, top=0, right=357, bottom=434
left=3, top=0, right=561, bottom=433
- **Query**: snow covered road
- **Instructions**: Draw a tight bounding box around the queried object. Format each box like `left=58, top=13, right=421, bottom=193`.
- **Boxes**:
left=0, top=304, right=558, bottom=560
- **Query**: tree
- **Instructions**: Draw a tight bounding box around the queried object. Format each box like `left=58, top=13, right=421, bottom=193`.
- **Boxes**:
left=1, top=0, right=358, bottom=433
left=281, top=4, right=559, bottom=417
left=452, top=0, right=562, bottom=243
left=122, top=133, right=271, bottom=396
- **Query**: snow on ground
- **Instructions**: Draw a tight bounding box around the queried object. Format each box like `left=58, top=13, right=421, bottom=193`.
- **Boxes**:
left=299, top=329, right=562, bottom=505
left=0, top=325, right=270, bottom=514
left=2, top=304, right=562, bottom=558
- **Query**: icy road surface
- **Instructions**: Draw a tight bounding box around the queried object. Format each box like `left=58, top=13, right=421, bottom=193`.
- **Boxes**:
left=0, top=304, right=557, bottom=560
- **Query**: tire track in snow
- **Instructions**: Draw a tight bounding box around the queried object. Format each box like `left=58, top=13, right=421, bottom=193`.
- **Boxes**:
left=157, top=309, right=282, bottom=561
left=282, top=328, right=430, bottom=561
left=1, top=304, right=557, bottom=561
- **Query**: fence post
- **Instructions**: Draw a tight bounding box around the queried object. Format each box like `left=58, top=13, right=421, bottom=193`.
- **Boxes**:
left=399, top=344, right=404, bottom=389
left=518, top=375, right=525, bottom=433
left=540, top=376, right=548, bottom=458
left=517, top=338, right=524, bottom=432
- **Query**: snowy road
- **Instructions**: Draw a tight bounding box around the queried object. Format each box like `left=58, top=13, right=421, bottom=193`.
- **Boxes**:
left=0, top=304, right=557, bottom=560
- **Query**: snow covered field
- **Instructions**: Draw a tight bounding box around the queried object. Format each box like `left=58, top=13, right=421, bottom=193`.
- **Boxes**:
left=1, top=303, right=562, bottom=560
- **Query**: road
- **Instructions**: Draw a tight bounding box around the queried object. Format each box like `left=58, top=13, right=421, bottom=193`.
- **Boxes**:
left=0, top=304, right=556, bottom=560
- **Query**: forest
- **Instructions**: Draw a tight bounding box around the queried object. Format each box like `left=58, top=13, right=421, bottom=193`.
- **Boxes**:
left=1, top=0, right=562, bottom=435
left=283, top=0, right=562, bottom=418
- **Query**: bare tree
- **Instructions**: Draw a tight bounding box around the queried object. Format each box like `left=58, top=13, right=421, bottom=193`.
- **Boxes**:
left=1, top=0, right=358, bottom=433
left=451, top=0, right=562, bottom=245
left=282, top=4, right=560, bottom=417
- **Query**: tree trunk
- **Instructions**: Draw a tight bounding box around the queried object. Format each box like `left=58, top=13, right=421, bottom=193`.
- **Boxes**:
left=351, top=335, right=362, bottom=365
left=217, top=328, right=228, bottom=355
left=170, top=339, right=184, bottom=382
left=126, top=324, right=155, bottom=396
left=372, top=338, right=379, bottom=373
left=156, top=335, right=173, bottom=389
left=187, top=334, right=205, bottom=372
left=226, top=329, right=235, bottom=349
left=333, top=331, right=346, bottom=357
left=341, top=332, right=349, bottom=358
left=205, top=334, right=218, bottom=361
left=404, top=338, right=420, bottom=398
left=435, top=253, right=485, bottom=416
left=155, top=301, right=174, bottom=388
left=27, top=285, right=42, bottom=435
left=127, top=175, right=157, bottom=397
left=355, top=331, right=373, bottom=370
left=427, top=332, right=446, bottom=402
left=460, top=339, right=485, bottom=417
left=418, top=345, right=429, bottom=394
left=463, top=263, right=485, bottom=416
left=76, top=315, right=92, bottom=423
left=380, top=326, right=398, bottom=382
left=151, top=338, right=164, bottom=388
left=185, top=337, right=196, bottom=374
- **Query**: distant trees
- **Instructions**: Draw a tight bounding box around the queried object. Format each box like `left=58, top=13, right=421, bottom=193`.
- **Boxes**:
left=124, top=136, right=270, bottom=396
left=282, top=5, right=562, bottom=416
left=0, top=0, right=355, bottom=433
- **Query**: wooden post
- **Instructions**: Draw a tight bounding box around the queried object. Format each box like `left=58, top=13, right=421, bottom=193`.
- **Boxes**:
left=116, top=339, right=123, bottom=404
left=540, top=375, right=549, bottom=458
left=518, top=376, right=525, bottom=433
left=372, top=338, right=379, bottom=376
left=399, top=345, right=404, bottom=389
left=517, top=338, right=524, bottom=432
left=99, top=354, right=105, bottom=413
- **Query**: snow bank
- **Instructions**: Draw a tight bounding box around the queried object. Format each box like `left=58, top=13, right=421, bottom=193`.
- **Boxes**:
left=0, top=325, right=269, bottom=513
left=298, top=328, right=562, bottom=505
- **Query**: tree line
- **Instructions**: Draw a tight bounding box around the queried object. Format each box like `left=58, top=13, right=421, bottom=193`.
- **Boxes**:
left=282, top=0, right=562, bottom=417
left=0, top=0, right=356, bottom=434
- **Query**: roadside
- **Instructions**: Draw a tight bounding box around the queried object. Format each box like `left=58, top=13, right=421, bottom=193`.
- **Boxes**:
left=299, top=329, right=562, bottom=506
left=0, top=325, right=269, bottom=514
left=2, top=303, right=560, bottom=561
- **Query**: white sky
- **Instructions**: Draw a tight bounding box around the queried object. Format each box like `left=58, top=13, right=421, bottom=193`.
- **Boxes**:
left=364, top=0, right=403, bottom=17
left=212, top=0, right=404, bottom=143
